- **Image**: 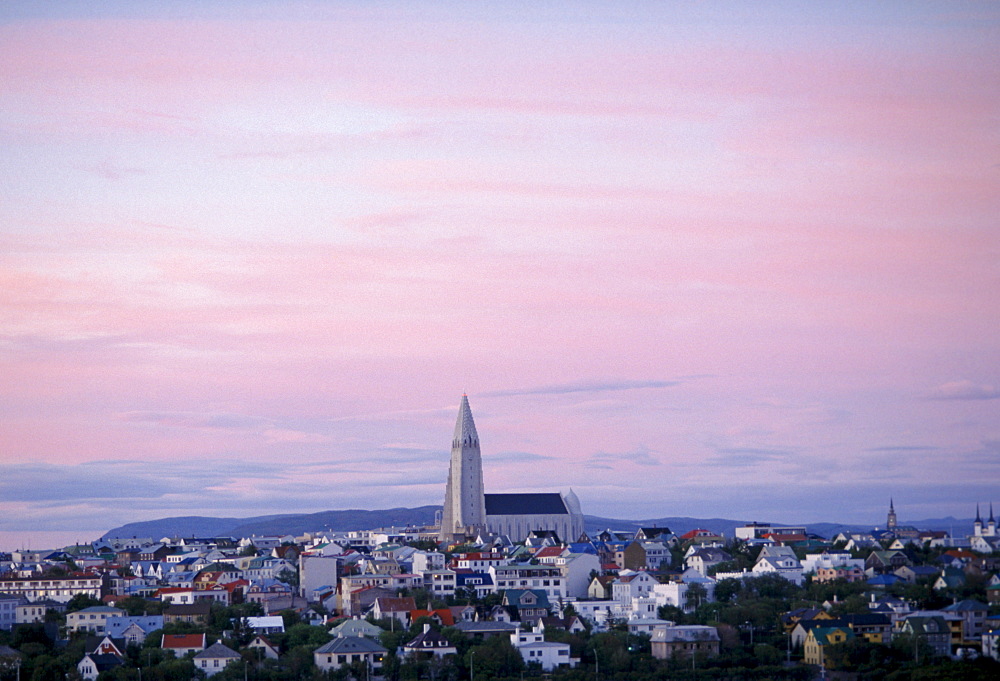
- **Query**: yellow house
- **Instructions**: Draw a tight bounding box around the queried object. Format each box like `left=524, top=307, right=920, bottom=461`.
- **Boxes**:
left=804, top=626, right=855, bottom=668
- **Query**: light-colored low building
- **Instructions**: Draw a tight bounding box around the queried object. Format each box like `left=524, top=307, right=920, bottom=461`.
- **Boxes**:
left=66, top=606, right=125, bottom=634
left=193, top=642, right=241, bottom=677
left=314, top=635, right=387, bottom=672
left=510, top=622, right=577, bottom=671
left=651, top=625, right=720, bottom=660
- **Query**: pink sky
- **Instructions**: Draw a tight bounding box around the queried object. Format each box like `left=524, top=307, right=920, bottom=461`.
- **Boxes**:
left=1, top=1, right=998, bottom=549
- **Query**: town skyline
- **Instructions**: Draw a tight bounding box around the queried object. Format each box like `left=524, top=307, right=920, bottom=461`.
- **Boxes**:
left=2, top=2, right=998, bottom=546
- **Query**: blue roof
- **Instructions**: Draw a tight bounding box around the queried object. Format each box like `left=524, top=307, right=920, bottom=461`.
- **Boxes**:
left=867, top=574, right=903, bottom=586
left=485, top=493, right=567, bottom=515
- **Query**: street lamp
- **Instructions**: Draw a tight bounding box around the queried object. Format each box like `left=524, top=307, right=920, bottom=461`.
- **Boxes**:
left=469, top=649, right=476, bottom=681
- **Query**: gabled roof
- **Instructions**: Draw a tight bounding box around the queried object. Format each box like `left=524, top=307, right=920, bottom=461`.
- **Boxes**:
left=315, top=636, right=387, bottom=655
left=502, top=589, right=551, bottom=609
left=410, top=609, right=455, bottom=626
left=194, top=642, right=240, bottom=660
left=810, top=626, right=854, bottom=646
left=162, top=634, right=206, bottom=649
left=330, top=618, right=384, bottom=638
left=374, top=596, right=416, bottom=612
left=405, top=626, right=455, bottom=650
left=942, top=599, right=988, bottom=612
left=82, top=654, right=125, bottom=672
left=902, top=616, right=948, bottom=635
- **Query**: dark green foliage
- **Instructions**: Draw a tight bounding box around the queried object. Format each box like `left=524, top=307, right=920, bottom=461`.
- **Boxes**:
left=66, top=593, right=102, bottom=612
left=116, top=597, right=166, bottom=617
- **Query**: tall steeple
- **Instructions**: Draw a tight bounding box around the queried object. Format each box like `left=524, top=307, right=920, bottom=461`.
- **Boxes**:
left=887, top=498, right=897, bottom=530
left=974, top=504, right=983, bottom=537
left=439, top=395, right=486, bottom=541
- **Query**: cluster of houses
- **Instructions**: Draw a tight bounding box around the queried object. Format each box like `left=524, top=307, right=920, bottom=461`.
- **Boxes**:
left=1, top=506, right=999, bottom=675
left=787, top=595, right=997, bottom=667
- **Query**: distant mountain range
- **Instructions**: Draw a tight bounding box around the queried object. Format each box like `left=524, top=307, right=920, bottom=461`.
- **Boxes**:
left=101, top=507, right=977, bottom=542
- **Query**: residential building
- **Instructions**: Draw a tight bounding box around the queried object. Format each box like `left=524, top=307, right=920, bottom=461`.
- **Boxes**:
left=611, top=571, right=659, bottom=608
left=314, top=636, right=387, bottom=672
left=0, top=597, right=18, bottom=630
left=510, top=622, right=577, bottom=671
left=815, top=564, right=865, bottom=583
left=248, top=636, right=280, bottom=661
left=804, top=626, right=854, bottom=668
left=163, top=601, right=212, bottom=626
left=650, top=625, right=721, bottom=660
left=898, top=616, right=951, bottom=658
left=193, top=642, right=241, bottom=677
left=0, top=574, right=103, bottom=603
left=66, top=606, right=125, bottom=634
left=502, top=589, right=551, bottom=624
left=941, top=599, right=989, bottom=645
left=685, top=548, right=730, bottom=576
left=490, top=564, right=565, bottom=601
left=403, top=624, right=457, bottom=658
left=15, top=599, right=65, bottom=625
left=78, top=654, right=123, bottom=681
left=106, top=615, right=164, bottom=645
left=161, top=633, right=206, bottom=657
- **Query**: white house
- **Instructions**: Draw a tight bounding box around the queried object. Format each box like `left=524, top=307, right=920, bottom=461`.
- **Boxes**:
left=510, top=622, right=577, bottom=671
left=193, top=642, right=241, bottom=677
left=314, top=635, right=386, bottom=672
left=611, top=571, right=659, bottom=607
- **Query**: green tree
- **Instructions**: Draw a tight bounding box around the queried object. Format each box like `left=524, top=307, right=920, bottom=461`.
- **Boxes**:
left=65, top=593, right=102, bottom=612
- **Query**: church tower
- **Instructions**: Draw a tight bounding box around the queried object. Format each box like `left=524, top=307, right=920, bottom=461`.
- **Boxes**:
left=974, top=504, right=983, bottom=537
left=439, top=395, right=486, bottom=542
left=886, top=498, right=897, bottom=531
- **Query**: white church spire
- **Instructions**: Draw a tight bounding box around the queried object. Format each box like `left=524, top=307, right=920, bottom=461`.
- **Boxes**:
left=439, top=394, right=486, bottom=541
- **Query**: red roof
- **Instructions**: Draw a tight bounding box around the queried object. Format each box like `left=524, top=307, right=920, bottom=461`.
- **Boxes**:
left=764, top=533, right=808, bottom=543
left=534, top=547, right=565, bottom=559
left=219, top=579, right=249, bottom=593
left=162, top=634, right=206, bottom=649
left=410, top=608, right=455, bottom=626
left=680, top=529, right=717, bottom=540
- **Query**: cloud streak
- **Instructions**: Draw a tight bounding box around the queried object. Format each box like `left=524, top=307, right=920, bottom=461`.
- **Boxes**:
left=483, top=379, right=681, bottom=398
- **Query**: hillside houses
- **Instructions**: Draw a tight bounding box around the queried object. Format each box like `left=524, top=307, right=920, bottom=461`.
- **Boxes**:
left=1, top=506, right=999, bottom=681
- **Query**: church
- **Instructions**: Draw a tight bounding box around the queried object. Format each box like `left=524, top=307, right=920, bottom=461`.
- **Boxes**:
left=439, top=395, right=585, bottom=544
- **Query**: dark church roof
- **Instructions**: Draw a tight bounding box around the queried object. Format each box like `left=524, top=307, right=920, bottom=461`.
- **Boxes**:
left=485, top=493, right=568, bottom=516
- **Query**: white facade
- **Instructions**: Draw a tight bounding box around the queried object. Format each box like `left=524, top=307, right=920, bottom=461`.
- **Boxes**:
left=490, top=565, right=565, bottom=600
left=801, top=551, right=864, bottom=575
left=555, top=552, right=601, bottom=599
left=440, top=395, right=486, bottom=540
left=299, top=554, right=339, bottom=601
left=411, top=551, right=446, bottom=575
left=510, top=623, right=577, bottom=671
left=611, top=571, right=659, bottom=607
